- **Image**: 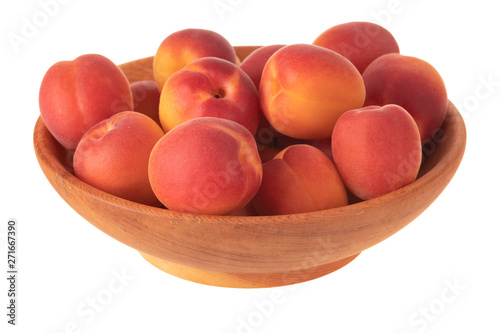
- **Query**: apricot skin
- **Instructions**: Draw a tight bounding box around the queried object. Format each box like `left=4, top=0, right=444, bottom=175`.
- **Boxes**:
left=259, top=44, right=365, bottom=140
left=39, top=54, right=133, bottom=151
left=331, top=104, right=422, bottom=200
left=148, top=117, right=263, bottom=215
left=252, top=144, right=348, bottom=216
left=159, top=57, right=260, bottom=135
left=73, top=111, right=164, bottom=207
left=313, top=21, right=400, bottom=73
left=130, top=80, right=161, bottom=126
left=362, top=53, right=448, bottom=144
left=239, top=44, right=286, bottom=89
left=153, top=28, right=237, bottom=92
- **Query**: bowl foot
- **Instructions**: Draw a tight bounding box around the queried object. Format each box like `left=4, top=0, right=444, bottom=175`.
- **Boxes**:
left=139, top=252, right=360, bottom=288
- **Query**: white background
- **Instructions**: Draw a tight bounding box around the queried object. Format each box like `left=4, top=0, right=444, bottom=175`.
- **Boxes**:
left=1, top=0, right=499, bottom=332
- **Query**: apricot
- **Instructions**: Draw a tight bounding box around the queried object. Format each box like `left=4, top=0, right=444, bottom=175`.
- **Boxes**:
left=313, top=21, right=400, bottom=73
left=362, top=53, right=448, bottom=144
left=153, top=28, right=237, bottom=92
left=39, top=54, right=133, bottom=150
left=159, top=57, right=260, bottom=135
left=130, top=80, right=161, bottom=126
left=259, top=44, right=365, bottom=140
left=239, top=44, right=286, bottom=89
left=331, top=104, right=422, bottom=200
left=252, top=144, right=348, bottom=216
left=73, top=111, right=164, bottom=207
left=148, top=117, right=263, bottom=215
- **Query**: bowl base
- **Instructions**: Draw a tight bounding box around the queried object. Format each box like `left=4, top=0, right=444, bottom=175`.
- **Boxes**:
left=139, top=252, right=360, bottom=288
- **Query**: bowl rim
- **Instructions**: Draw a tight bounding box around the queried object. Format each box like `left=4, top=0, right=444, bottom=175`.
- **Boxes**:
left=33, top=101, right=466, bottom=222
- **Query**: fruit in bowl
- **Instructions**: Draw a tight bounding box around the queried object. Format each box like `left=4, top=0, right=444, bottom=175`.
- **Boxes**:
left=153, top=28, right=238, bottom=92
left=312, top=21, right=400, bottom=74
left=73, top=111, right=165, bottom=207
left=39, top=53, right=133, bottom=151
left=259, top=43, right=366, bottom=140
left=158, top=56, right=261, bottom=135
left=239, top=44, right=286, bottom=89
left=34, top=25, right=466, bottom=288
left=331, top=104, right=422, bottom=200
left=362, top=53, right=449, bottom=144
left=252, top=144, right=348, bottom=216
left=130, top=80, right=162, bottom=126
left=149, top=117, right=263, bottom=215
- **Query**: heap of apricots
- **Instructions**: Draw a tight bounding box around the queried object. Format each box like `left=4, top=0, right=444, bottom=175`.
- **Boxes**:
left=38, top=22, right=448, bottom=216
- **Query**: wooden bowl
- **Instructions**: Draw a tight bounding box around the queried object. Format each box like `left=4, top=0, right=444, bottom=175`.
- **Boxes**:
left=33, top=46, right=467, bottom=288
